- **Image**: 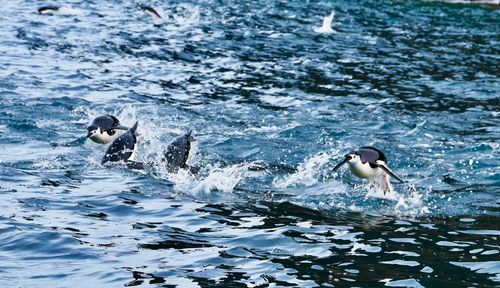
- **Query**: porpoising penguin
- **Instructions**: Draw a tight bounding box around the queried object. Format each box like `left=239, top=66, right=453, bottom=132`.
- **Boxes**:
left=333, top=146, right=404, bottom=194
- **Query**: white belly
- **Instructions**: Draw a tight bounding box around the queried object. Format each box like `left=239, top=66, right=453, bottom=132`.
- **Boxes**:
left=348, top=161, right=384, bottom=179
left=90, top=130, right=124, bottom=144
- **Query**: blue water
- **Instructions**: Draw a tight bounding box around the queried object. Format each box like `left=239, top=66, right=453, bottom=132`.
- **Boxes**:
left=0, top=1, right=499, bottom=287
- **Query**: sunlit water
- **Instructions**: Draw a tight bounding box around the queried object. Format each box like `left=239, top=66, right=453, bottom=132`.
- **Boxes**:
left=0, top=0, right=498, bottom=287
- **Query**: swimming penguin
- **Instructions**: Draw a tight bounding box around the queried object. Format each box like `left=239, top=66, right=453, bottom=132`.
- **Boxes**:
left=101, top=121, right=143, bottom=169
left=38, top=6, right=60, bottom=14
left=139, top=5, right=162, bottom=19
left=333, top=146, right=404, bottom=194
left=86, top=115, right=129, bottom=144
left=162, top=130, right=197, bottom=173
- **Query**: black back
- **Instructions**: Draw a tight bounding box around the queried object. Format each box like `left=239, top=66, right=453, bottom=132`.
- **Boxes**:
left=89, top=114, right=119, bottom=130
left=38, top=6, right=60, bottom=14
left=356, top=146, right=387, bottom=164
left=163, top=131, right=193, bottom=172
left=101, top=122, right=138, bottom=165
left=140, top=6, right=162, bottom=18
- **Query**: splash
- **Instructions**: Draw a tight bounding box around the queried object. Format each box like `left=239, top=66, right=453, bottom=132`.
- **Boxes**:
left=365, top=176, right=396, bottom=199
left=314, top=11, right=336, bottom=34
left=192, top=162, right=258, bottom=194
left=57, top=7, right=85, bottom=16
left=365, top=181, right=430, bottom=217
left=273, top=152, right=334, bottom=188
left=173, top=4, right=200, bottom=27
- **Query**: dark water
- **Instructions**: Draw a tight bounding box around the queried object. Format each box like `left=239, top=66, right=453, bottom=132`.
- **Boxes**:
left=0, top=0, right=499, bottom=287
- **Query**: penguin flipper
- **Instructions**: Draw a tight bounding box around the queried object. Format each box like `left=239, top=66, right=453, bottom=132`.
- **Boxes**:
left=375, top=161, right=404, bottom=183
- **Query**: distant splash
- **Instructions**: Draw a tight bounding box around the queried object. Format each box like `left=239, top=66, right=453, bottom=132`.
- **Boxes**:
left=172, top=4, right=200, bottom=26
left=314, top=11, right=336, bottom=34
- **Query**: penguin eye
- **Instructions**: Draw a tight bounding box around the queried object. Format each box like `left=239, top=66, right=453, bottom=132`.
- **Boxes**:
left=107, top=130, right=116, bottom=136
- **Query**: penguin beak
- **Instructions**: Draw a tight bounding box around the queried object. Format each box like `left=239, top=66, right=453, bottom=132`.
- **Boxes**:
left=333, top=155, right=349, bottom=172
left=86, top=127, right=97, bottom=138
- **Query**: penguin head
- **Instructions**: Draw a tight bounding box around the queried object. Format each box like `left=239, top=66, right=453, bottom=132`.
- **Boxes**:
left=86, top=126, right=104, bottom=143
left=86, top=125, right=119, bottom=144
left=345, top=152, right=361, bottom=164
left=86, top=115, right=128, bottom=144
left=86, top=126, right=97, bottom=137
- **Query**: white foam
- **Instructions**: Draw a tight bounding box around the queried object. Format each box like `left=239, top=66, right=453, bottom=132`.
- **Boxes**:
left=363, top=181, right=429, bottom=217
left=313, top=12, right=336, bottom=34
left=173, top=4, right=200, bottom=27
left=365, top=177, right=396, bottom=198
left=259, top=95, right=309, bottom=108
left=58, top=6, right=85, bottom=16
left=192, top=162, right=258, bottom=194
left=273, top=152, right=333, bottom=188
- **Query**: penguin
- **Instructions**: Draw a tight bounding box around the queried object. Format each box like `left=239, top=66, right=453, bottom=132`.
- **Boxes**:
left=333, top=146, right=404, bottom=194
left=38, top=6, right=60, bottom=15
left=86, top=115, right=129, bottom=144
left=101, top=121, right=143, bottom=169
left=139, top=5, right=162, bottom=19
left=162, top=130, right=197, bottom=173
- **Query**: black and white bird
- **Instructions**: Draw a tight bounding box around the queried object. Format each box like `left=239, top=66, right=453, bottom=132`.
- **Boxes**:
left=38, top=6, right=60, bottom=15
left=333, top=146, right=404, bottom=194
left=139, top=5, right=162, bottom=19
left=162, top=130, right=197, bottom=173
left=86, top=115, right=129, bottom=144
left=101, top=121, right=143, bottom=169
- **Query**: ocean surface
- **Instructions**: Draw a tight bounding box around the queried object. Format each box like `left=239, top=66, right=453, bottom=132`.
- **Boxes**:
left=0, top=1, right=499, bottom=287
